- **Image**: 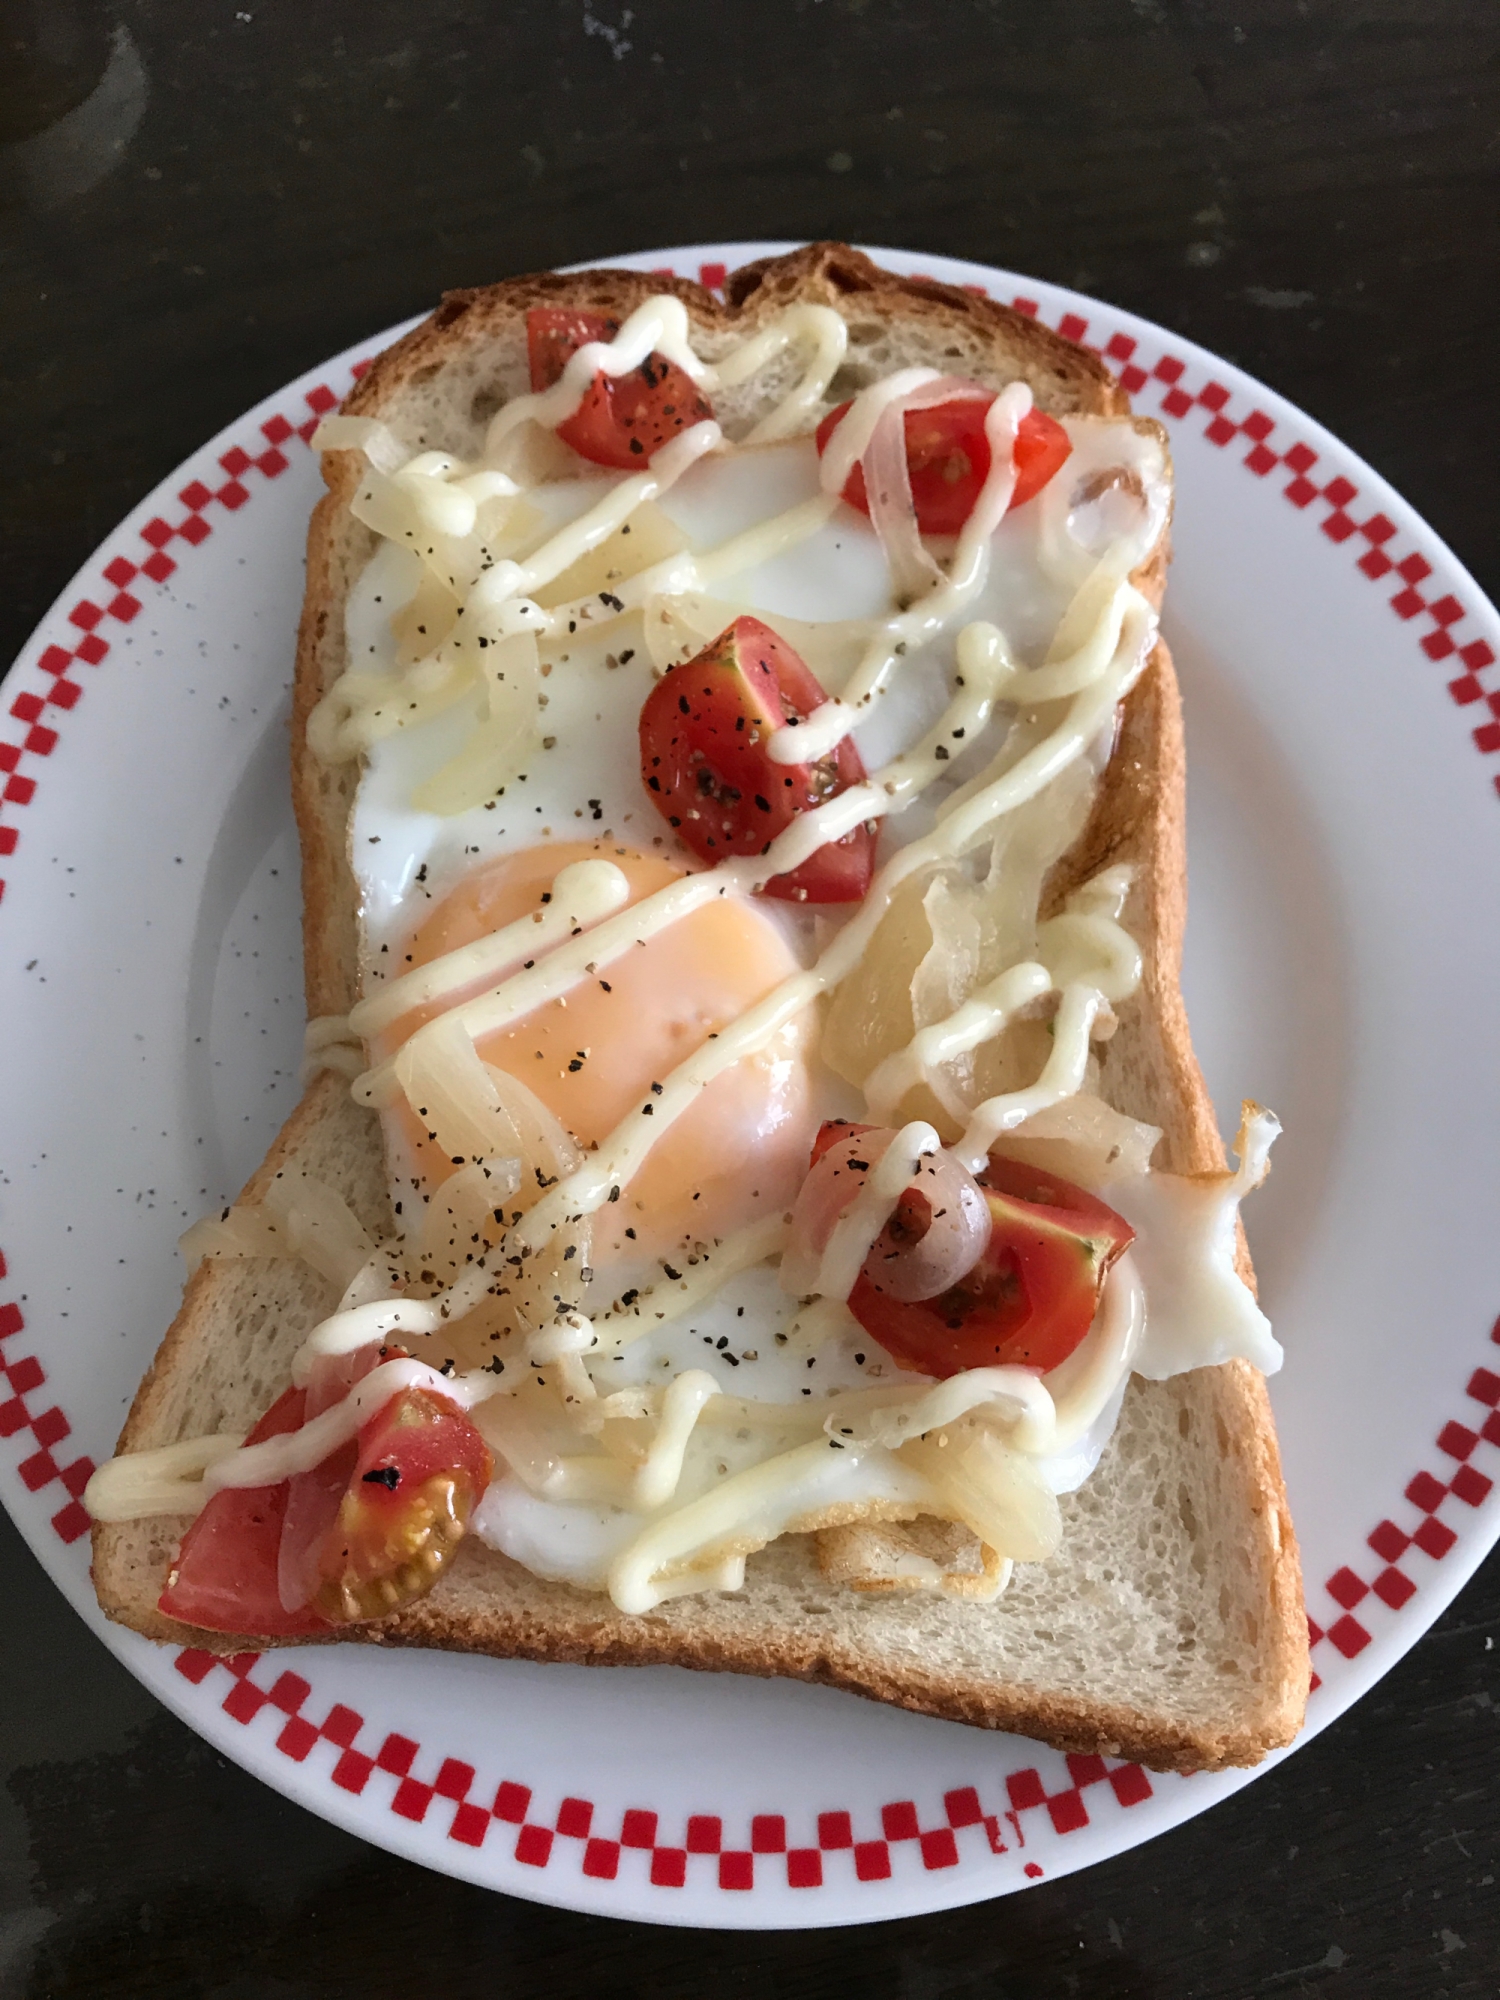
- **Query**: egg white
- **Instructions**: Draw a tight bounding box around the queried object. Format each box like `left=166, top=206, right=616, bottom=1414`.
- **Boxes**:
left=342, top=432, right=1132, bottom=1584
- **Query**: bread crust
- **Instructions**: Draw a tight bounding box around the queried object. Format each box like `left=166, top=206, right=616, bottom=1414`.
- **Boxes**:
left=91, top=245, right=1307, bottom=1771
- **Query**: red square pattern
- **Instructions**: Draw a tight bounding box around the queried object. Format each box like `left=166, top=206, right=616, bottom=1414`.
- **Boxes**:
left=998, top=1756, right=1153, bottom=1843
left=1307, top=1328, right=1500, bottom=1666
left=1327, top=1615, right=1372, bottom=1658
left=1453, top=1463, right=1494, bottom=1506
left=148, top=1650, right=1154, bottom=1893
left=0, top=1333, right=94, bottom=1541
left=1374, top=1568, right=1417, bottom=1610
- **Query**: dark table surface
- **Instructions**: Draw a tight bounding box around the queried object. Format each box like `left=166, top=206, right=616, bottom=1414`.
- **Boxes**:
left=3, top=2, right=1499, bottom=1994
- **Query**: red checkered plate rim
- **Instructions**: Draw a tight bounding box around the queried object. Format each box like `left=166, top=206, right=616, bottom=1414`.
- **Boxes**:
left=1, top=240, right=1497, bottom=1927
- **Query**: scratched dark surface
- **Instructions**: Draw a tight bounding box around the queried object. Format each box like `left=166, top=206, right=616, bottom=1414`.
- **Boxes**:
left=3, top=2, right=1499, bottom=1994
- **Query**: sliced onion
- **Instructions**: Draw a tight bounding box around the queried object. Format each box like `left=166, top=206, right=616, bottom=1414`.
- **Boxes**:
left=781, top=1128, right=989, bottom=1305
left=996, top=1091, right=1161, bottom=1187
left=863, top=399, right=937, bottom=605
left=410, top=629, right=540, bottom=817
left=906, top=1425, right=1062, bottom=1561
left=277, top=1340, right=386, bottom=1614
left=859, top=375, right=989, bottom=605
left=860, top=1147, right=989, bottom=1302
left=1066, top=466, right=1148, bottom=557
left=180, top=1178, right=376, bottom=1293
left=261, top=1176, right=378, bottom=1293
left=781, top=1129, right=897, bottom=1298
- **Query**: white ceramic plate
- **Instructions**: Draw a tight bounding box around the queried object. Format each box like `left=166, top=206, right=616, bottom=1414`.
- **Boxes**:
left=3, top=241, right=1498, bottom=1929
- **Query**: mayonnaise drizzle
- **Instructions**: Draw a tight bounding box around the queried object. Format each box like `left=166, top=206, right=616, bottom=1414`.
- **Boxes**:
left=467, top=421, right=721, bottom=611
left=770, top=383, right=1031, bottom=765
left=607, top=1434, right=928, bottom=1615
left=350, top=632, right=1019, bottom=1110
left=349, top=858, right=630, bottom=1039
left=85, top=1433, right=249, bottom=1521
left=89, top=299, right=1283, bottom=1616
left=812, top=1120, right=940, bottom=1303
left=481, top=295, right=847, bottom=458
left=955, top=983, right=1112, bottom=1173
left=863, top=868, right=1142, bottom=1123
left=489, top=610, right=1150, bottom=1267
left=864, top=962, right=1053, bottom=1122
left=203, top=1356, right=495, bottom=1496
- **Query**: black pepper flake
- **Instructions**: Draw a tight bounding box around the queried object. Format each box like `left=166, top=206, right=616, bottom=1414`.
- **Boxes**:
left=362, top=1465, right=401, bottom=1490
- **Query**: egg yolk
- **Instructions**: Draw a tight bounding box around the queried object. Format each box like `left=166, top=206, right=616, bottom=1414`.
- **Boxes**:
left=379, top=840, right=815, bottom=1281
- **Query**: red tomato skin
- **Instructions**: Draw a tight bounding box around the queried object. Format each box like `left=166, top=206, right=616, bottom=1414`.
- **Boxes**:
left=348, top=1390, right=492, bottom=1519
left=638, top=616, right=876, bottom=904
left=810, top=1117, right=877, bottom=1166
left=160, top=1369, right=496, bottom=1637
left=277, top=1344, right=388, bottom=1616
left=527, top=308, right=714, bottom=471
left=815, top=397, right=1072, bottom=534
left=159, top=1386, right=334, bottom=1639
left=313, top=1389, right=493, bottom=1624
left=806, top=1121, right=1133, bottom=1379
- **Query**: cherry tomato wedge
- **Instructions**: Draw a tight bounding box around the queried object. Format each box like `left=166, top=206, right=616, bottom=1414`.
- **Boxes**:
left=159, top=1385, right=332, bottom=1638
left=313, top=1386, right=492, bottom=1624
left=814, top=394, right=1072, bottom=537
left=809, top=1122, right=1134, bottom=1378
left=638, top=615, right=876, bottom=903
left=527, top=307, right=714, bottom=470
left=158, top=1371, right=493, bottom=1636
left=277, top=1343, right=388, bottom=1616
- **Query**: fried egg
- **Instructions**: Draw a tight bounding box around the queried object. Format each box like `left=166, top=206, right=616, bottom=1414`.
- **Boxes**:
left=336, top=415, right=1210, bottom=1593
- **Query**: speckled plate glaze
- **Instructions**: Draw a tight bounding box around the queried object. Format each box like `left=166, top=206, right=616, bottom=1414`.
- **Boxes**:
left=2, top=242, right=1498, bottom=1928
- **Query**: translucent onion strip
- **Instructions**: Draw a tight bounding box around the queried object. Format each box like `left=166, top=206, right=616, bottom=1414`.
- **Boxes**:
left=771, top=382, right=1031, bottom=765
left=409, top=629, right=541, bottom=817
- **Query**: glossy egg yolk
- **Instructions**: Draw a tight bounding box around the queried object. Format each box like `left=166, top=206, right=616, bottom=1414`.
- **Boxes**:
left=380, top=840, right=815, bottom=1278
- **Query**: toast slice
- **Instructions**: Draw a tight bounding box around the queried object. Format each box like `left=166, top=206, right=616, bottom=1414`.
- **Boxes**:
left=92, top=245, right=1307, bottom=1772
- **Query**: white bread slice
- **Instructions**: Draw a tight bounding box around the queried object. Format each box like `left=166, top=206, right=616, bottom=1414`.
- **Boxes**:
left=91, top=245, right=1307, bottom=1773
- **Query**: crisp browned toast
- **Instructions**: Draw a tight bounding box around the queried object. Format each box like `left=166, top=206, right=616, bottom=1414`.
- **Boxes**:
left=92, top=245, right=1307, bottom=1772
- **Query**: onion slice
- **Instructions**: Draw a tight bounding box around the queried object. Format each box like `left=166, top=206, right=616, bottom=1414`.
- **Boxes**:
left=858, top=376, right=991, bottom=605
left=860, top=1148, right=990, bottom=1302
left=782, top=1126, right=990, bottom=1306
